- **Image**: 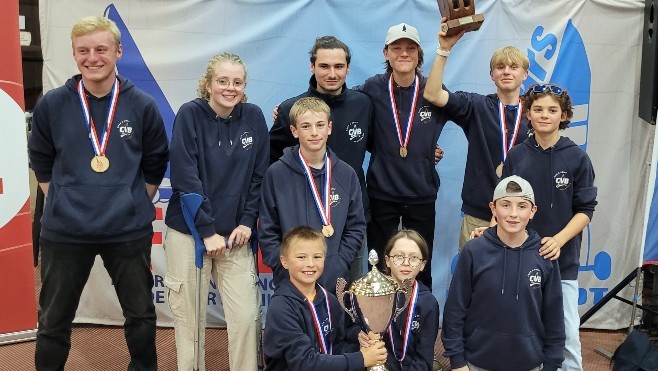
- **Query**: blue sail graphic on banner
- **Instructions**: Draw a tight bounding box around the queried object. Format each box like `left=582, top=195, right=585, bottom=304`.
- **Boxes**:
left=104, top=4, right=173, bottom=202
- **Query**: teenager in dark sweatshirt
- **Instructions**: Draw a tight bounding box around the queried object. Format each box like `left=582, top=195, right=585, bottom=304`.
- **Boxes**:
left=442, top=176, right=565, bottom=371
left=424, top=18, right=530, bottom=249
left=164, top=53, right=267, bottom=371
left=264, top=226, right=387, bottom=370
left=502, top=84, right=597, bottom=370
left=355, top=23, right=448, bottom=288
left=259, top=97, right=366, bottom=293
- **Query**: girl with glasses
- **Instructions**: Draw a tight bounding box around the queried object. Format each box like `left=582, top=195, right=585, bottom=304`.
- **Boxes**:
left=359, top=229, right=439, bottom=370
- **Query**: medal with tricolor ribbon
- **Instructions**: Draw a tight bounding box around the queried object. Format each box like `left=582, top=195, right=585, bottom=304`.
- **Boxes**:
left=298, top=149, right=333, bottom=237
left=305, top=285, right=333, bottom=355
left=388, top=280, right=418, bottom=362
left=388, top=75, right=420, bottom=158
left=78, top=78, right=120, bottom=173
left=496, top=99, right=523, bottom=177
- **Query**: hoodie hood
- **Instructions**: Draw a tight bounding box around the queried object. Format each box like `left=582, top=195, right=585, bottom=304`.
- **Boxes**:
left=65, top=74, right=135, bottom=96
left=279, top=144, right=340, bottom=176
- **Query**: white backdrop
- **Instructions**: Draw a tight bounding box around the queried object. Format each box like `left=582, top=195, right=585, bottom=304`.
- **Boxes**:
left=38, top=0, right=652, bottom=329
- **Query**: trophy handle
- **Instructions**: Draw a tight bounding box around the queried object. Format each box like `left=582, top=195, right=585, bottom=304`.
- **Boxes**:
left=391, top=278, right=414, bottom=322
left=336, top=278, right=358, bottom=323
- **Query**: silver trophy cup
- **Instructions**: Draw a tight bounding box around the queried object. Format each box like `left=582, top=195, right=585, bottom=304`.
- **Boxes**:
left=336, top=250, right=412, bottom=371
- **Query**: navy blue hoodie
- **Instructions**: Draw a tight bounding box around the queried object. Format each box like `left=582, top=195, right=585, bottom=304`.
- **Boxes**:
left=356, top=74, right=447, bottom=204
left=443, top=91, right=530, bottom=220
left=385, top=281, right=439, bottom=371
left=165, top=98, right=269, bottom=238
left=503, top=136, right=597, bottom=280
left=269, top=76, right=373, bottom=220
left=259, top=145, right=366, bottom=291
left=442, top=227, right=565, bottom=371
left=28, top=75, right=168, bottom=243
left=263, top=280, right=364, bottom=371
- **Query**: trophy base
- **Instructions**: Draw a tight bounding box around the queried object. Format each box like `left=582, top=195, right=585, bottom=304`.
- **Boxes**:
left=441, top=13, right=485, bottom=36
left=368, top=365, right=389, bottom=371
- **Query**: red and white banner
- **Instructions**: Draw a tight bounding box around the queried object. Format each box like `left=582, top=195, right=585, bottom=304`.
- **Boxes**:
left=0, top=0, right=38, bottom=344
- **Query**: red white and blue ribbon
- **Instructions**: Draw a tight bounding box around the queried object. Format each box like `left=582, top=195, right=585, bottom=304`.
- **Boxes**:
left=388, top=74, right=420, bottom=151
left=306, top=285, right=333, bottom=355
left=298, top=149, right=332, bottom=228
left=77, top=78, right=120, bottom=157
left=388, top=280, right=418, bottom=362
left=498, top=99, right=523, bottom=162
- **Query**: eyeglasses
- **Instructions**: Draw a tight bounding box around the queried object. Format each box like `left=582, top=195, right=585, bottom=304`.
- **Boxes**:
left=387, top=254, right=424, bottom=267
left=530, top=84, right=565, bottom=95
left=215, top=79, right=245, bottom=90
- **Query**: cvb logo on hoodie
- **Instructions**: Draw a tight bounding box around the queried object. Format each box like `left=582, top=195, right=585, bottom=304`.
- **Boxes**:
left=346, top=121, right=365, bottom=143
left=330, top=188, right=340, bottom=207
left=554, top=171, right=571, bottom=190
left=118, top=120, right=133, bottom=139
left=418, top=106, right=432, bottom=122
left=240, top=131, right=254, bottom=150
left=527, top=269, right=542, bottom=288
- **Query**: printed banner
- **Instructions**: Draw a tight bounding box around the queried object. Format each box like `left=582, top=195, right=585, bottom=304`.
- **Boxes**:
left=0, top=0, right=38, bottom=344
left=39, top=0, right=649, bottom=329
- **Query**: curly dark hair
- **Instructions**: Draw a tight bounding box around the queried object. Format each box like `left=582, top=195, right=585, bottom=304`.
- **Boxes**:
left=522, top=84, right=573, bottom=130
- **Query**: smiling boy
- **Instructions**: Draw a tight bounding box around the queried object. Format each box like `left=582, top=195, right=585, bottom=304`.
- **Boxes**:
left=442, top=176, right=565, bottom=371
left=259, top=97, right=365, bottom=293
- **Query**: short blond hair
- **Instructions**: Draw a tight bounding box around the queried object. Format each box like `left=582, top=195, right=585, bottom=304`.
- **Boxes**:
left=281, top=226, right=327, bottom=257
left=289, top=97, right=330, bottom=128
left=71, top=16, right=121, bottom=49
left=489, top=46, right=529, bottom=71
left=197, top=53, right=248, bottom=102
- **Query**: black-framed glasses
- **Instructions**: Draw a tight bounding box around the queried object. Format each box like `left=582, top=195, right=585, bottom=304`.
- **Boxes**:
left=387, top=254, right=424, bottom=267
left=530, top=84, right=565, bottom=95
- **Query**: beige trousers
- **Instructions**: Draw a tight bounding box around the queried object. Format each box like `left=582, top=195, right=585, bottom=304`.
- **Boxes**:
left=164, top=228, right=261, bottom=371
left=458, top=214, right=491, bottom=251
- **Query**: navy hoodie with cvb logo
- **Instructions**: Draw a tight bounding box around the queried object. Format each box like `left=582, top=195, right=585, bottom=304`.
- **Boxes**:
left=263, top=279, right=363, bottom=371
left=165, top=98, right=269, bottom=239
left=258, top=145, right=365, bottom=291
left=28, top=75, right=168, bottom=243
left=442, top=227, right=565, bottom=371
left=502, top=135, right=597, bottom=280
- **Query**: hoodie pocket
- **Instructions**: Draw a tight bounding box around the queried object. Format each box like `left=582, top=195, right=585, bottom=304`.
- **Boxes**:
left=465, top=327, right=543, bottom=370
left=48, top=185, right=136, bottom=235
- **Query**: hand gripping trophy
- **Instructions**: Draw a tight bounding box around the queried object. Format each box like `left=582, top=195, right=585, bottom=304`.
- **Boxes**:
left=336, top=250, right=413, bottom=371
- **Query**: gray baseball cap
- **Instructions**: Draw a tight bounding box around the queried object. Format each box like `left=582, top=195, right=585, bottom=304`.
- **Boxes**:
left=493, top=175, right=535, bottom=204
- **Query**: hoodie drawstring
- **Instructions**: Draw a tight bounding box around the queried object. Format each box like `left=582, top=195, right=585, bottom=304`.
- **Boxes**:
left=515, top=247, right=523, bottom=301
left=501, top=247, right=507, bottom=295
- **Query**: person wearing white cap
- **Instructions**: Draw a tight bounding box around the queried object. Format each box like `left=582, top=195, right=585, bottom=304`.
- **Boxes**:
left=355, top=22, right=449, bottom=289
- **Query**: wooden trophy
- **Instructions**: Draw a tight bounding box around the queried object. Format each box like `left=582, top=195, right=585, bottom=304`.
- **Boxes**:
left=437, top=0, right=485, bottom=36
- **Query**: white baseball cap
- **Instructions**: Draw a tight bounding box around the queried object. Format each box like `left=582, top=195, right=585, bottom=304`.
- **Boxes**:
left=385, top=23, right=421, bottom=45
left=493, top=175, right=535, bottom=204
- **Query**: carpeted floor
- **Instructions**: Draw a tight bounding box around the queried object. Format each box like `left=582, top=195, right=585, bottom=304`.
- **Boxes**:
left=0, top=325, right=631, bottom=370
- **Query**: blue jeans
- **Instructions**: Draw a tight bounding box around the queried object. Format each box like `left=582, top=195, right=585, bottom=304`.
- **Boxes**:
left=559, top=280, right=583, bottom=371
left=35, top=236, right=157, bottom=371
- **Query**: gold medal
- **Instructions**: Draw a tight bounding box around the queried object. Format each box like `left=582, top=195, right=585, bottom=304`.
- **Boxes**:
left=322, top=224, right=334, bottom=238
left=400, top=147, right=408, bottom=158
left=495, top=162, right=503, bottom=178
left=91, top=155, right=110, bottom=173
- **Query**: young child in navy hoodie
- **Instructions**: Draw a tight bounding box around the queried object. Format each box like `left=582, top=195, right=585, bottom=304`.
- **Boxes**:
left=263, top=226, right=387, bottom=370
left=502, top=84, right=597, bottom=370
left=259, top=97, right=366, bottom=293
left=360, top=229, right=439, bottom=370
left=442, top=176, right=565, bottom=371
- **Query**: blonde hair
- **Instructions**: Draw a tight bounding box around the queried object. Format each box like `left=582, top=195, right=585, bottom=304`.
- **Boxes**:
left=289, top=97, right=331, bottom=128
left=489, top=46, right=529, bottom=71
left=197, top=53, right=248, bottom=102
left=71, top=16, right=121, bottom=49
left=281, top=226, right=327, bottom=257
